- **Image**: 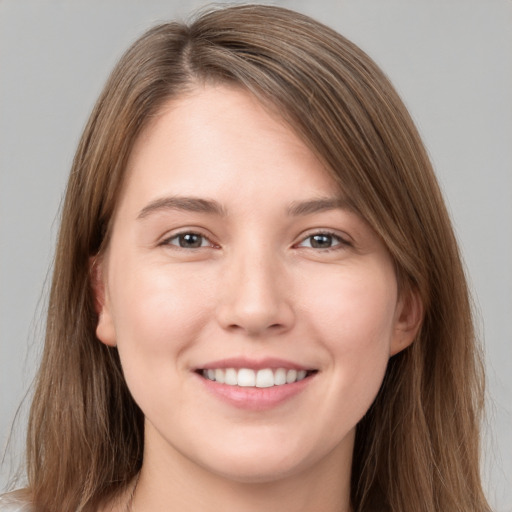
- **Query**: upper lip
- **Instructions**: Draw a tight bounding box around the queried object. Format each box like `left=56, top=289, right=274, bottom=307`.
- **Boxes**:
left=196, top=357, right=314, bottom=371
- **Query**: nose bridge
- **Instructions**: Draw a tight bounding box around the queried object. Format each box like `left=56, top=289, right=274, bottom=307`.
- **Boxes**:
left=216, top=242, right=294, bottom=335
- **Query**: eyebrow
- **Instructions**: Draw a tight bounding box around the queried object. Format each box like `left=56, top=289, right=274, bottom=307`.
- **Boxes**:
left=286, top=197, right=354, bottom=216
left=137, top=196, right=226, bottom=219
left=137, top=195, right=353, bottom=220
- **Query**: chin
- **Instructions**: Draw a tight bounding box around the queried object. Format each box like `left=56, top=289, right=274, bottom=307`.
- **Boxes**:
left=201, top=456, right=306, bottom=485
left=189, top=435, right=331, bottom=486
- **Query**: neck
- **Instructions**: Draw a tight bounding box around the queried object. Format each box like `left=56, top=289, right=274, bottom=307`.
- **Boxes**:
left=127, top=425, right=354, bottom=512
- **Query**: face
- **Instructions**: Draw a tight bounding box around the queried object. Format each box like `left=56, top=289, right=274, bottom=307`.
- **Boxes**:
left=94, top=85, right=419, bottom=484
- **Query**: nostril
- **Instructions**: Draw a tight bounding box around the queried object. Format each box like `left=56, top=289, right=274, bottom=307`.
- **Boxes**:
left=215, top=280, right=295, bottom=335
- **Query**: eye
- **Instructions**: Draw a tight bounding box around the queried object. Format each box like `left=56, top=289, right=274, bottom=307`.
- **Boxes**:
left=164, top=232, right=212, bottom=249
left=297, top=232, right=348, bottom=249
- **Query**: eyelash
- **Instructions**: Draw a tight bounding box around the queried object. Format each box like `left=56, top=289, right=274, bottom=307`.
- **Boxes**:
left=295, top=231, right=351, bottom=251
left=161, top=230, right=351, bottom=252
left=161, top=231, right=217, bottom=250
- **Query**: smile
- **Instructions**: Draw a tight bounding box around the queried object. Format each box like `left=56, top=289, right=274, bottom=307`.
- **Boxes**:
left=200, top=368, right=316, bottom=388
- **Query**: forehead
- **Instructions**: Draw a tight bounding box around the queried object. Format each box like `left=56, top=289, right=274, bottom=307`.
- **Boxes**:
left=120, top=85, right=342, bottom=212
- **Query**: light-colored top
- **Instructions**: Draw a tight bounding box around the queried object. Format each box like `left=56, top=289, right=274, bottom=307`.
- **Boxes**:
left=0, top=494, right=33, bottom=512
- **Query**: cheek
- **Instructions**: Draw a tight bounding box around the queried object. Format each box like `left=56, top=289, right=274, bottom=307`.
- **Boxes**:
left=305, top=263, right=397, bottom=335
left=108, top=261, right=214, bottom=384
left=303, top=265, right=397, bottom=393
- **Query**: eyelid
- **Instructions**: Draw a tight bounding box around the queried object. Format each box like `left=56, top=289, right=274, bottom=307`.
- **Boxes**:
left=294, top=229, right=353, bottom=249
left=157, top=227, right=352, bottom=251
left=159, top=228, right=218, bottom=249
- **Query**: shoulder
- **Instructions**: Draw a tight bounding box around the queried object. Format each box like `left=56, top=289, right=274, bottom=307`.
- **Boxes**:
left=0, top=493, right=34, bottom=512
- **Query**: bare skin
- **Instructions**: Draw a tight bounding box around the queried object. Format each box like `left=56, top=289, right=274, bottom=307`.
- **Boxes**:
left=94, top=85, right=421, bottom=512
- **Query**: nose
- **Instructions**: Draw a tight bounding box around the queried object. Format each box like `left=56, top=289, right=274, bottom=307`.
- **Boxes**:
left=215, top=250, right=295, bottom=336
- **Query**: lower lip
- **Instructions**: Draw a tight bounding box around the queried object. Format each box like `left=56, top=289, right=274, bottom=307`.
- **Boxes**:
left=196, top=373, right=315, bottom=411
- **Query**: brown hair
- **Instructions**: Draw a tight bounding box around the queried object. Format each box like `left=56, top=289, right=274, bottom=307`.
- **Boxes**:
left=26, top=4, right=490, bottom=511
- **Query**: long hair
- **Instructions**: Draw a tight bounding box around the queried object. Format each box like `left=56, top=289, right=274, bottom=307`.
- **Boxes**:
left=26, top=5, right=490, bottom=511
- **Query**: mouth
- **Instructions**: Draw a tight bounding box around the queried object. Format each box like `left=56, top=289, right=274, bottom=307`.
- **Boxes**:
left=194, top=360, right=318, bottom=410
left=197, top=367, right=318, bottom=388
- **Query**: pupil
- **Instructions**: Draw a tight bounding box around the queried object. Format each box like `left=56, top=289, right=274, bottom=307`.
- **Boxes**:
left=311, top=234, right=332, bottom=248
left=179, top=233, right=202, bottom=248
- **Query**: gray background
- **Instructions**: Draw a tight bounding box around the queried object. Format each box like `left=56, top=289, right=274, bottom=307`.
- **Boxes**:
left=1, top=0, right=511, bottom=510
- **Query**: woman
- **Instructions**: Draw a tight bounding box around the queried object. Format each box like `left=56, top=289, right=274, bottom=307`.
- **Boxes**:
left=0, top=4, right=491, bottom=512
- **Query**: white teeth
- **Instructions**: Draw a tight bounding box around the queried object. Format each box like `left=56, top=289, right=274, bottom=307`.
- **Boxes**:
left=237, top=368, right=256, bottom=387
left=256, top=369, right=274, bottom=388
left=286, top=369, right=297, bottom=384
left=215, top=369, right=225, bottom=384
left=225, top=368, right=237, bottom=385
left=201, top=367, right=312, bottom=387
left=274, top=368, right=287, bottom=385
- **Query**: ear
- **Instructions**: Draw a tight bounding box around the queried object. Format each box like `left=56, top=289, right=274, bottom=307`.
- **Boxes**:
left=390, top=287, right=423, bottom=356
left=89, top=256, right=117, bottom=347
